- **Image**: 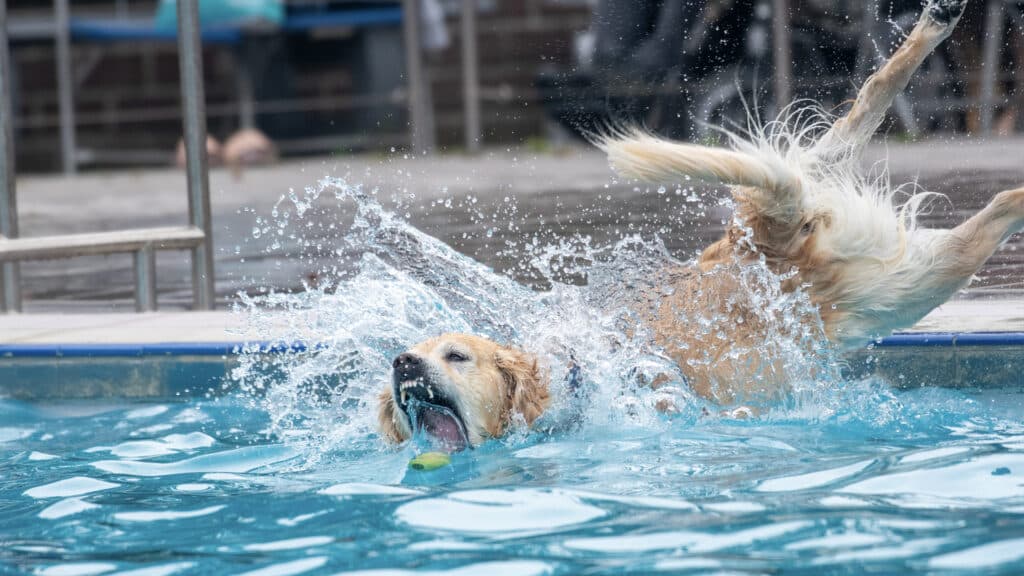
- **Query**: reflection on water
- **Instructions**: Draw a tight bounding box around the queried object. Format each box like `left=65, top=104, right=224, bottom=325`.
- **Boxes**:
left=3, top=391, right=1024, bottom=574
left=4, top=160, right=1024, bottom=573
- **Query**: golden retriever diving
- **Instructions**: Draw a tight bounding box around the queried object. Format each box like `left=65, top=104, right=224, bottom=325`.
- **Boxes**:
left=379, top=0, right=1024, bottom=448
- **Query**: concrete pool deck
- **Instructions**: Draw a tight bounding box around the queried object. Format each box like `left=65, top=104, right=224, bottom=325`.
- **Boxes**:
left=0, top=302, right=1021, bottom=399
left=0, top=299, right=1022, bottom=345
left=8, top=136, right=1024, bottom=309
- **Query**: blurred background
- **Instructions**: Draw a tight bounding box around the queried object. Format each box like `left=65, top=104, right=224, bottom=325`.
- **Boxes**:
left=4, top=0, right=1022, bottom=173
left=2, top=0, right=1023, bottom=311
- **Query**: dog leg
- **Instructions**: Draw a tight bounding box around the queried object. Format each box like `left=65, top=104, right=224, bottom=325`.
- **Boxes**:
left=819, top=0, right=968, bottom=154
left=939, top=187, right=1024, bottom=281
left=868, top=187, right=1024, bottom=337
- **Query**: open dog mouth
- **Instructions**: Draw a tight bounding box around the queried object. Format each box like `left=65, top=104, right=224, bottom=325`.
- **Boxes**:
left=394, top=377, right=471, bottom=451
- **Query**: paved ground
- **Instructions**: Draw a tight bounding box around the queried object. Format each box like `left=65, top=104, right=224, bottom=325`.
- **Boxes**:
left=5, top=137, right=1024, bottom=320
left=1, top=299, right=1022, bottom=346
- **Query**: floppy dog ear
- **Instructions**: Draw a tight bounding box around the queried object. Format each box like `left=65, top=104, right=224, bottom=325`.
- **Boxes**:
left=377, top=387, right=409, bottom=444
left=495, top=347, right=550, bottom=426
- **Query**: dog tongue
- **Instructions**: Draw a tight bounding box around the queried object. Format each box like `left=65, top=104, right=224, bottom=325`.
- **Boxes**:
left=420, top=408, right=467, bottom=451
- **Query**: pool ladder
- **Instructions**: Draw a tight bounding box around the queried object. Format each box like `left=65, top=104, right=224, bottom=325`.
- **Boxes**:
left=0, top=0, right=214, bottom=313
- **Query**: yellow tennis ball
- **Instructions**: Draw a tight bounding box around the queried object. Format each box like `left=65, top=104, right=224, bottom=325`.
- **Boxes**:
left=409, top=451, right=451, bottom=471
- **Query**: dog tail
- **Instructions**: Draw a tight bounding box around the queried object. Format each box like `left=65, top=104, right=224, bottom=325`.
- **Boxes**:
left=595, top=129, right=801, bottom=194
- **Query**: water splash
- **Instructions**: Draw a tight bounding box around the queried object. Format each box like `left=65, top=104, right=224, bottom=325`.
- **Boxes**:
left=227, top=174, right=951, bottom=466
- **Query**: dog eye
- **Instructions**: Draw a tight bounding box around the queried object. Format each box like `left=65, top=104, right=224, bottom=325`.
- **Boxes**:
left=445, top=351, right=469, bottom=362
left=801, top=221, right=815, bottom=235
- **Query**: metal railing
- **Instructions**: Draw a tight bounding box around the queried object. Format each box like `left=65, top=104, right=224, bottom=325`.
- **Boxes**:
left=0, top=0, right=454, bottom=312
left=0, top=0, right=16, bottom=312
left=0, top=0, right=215, bottom=313
left=979, top=0, right=1024, bottom=134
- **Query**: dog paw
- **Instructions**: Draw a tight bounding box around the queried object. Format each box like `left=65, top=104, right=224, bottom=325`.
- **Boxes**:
left=994, top=186, right=1024, bottom=220
left=927, top=0, right=967, bottom=26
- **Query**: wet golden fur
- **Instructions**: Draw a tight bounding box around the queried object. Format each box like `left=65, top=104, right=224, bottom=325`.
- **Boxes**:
left=600, top=0, right=1023, bottom=402
left=379, top=0, right=1024, bottom=442
left=377, top=334, right=550, bottom=446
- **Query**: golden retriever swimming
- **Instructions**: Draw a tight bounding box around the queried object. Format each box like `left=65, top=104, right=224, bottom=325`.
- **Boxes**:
left=379, top=0, right=1024, bottom=447
left=378, top=334, right=549, bottom=449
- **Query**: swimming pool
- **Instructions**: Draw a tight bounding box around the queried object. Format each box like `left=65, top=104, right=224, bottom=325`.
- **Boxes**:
left=4, top=177, right=1024, bottom=574
left=3, top=378, right=1024, bottom=575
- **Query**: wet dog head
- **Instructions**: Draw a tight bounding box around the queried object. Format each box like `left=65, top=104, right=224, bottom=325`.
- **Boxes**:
left=377, top=333, right=550, bottom=450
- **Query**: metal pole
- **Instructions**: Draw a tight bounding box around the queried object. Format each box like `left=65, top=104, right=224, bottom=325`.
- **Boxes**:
left=0, top=0, right=22, bottom=312
left=134, top=246, right=157, bottom=312
left=54, top=0, right=77, bottom=174
left=772, top=0, right=793, bottom=111
left=979, top=0, right=1005, bottom=135
left=236, top=64, right=256, bottom=130
left=177, top=0, right=215, bottom=310
left=401, top=0, right=435, bottom=153
left=461, top=0, right=481, bottom=153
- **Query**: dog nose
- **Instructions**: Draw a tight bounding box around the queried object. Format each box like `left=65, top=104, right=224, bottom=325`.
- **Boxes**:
left=393, top=352, right=423, bottom=379
left=394, top=352, right=419, bottom=369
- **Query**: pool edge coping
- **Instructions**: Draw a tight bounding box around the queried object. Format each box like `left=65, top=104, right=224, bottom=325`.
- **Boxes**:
left=1, top=332, right=1023, bottom=358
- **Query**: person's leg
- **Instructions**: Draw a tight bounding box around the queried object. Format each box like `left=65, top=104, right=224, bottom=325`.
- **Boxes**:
left=631, top=1, right=686, bottom=79
left=592, top=0, right=660, bottom=73
left=238, top=32, right=291, bottom=139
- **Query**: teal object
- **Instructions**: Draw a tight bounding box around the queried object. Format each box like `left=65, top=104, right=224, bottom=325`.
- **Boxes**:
left=154, top=0, right=284, bottom=31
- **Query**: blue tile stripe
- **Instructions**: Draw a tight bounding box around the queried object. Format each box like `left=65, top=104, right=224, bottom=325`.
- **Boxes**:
left=871, top=332, right=1024, bottom=347
left=1, top=333, right=1023, bottom=358
left=0, top=342, right=309, bottom=358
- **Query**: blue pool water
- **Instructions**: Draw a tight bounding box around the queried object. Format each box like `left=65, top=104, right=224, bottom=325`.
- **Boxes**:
left=3, top=386, right=1024, bottom=575
left=4, top=177, right=1024, bottom=574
